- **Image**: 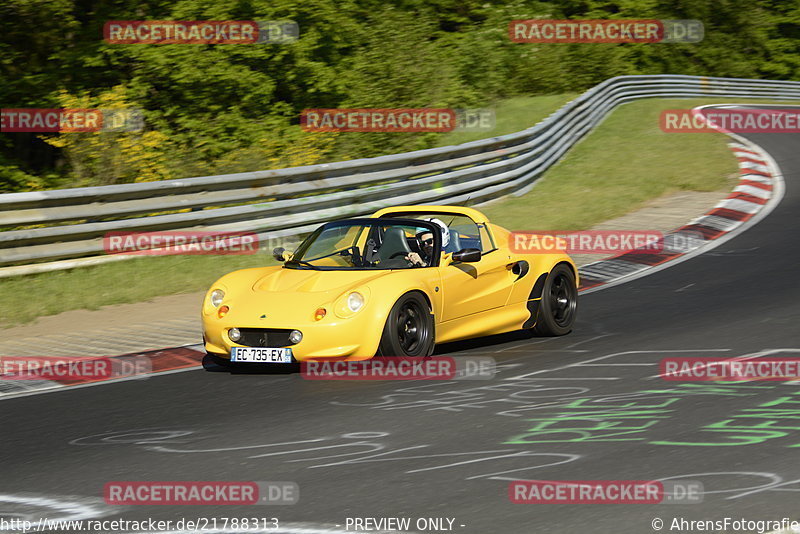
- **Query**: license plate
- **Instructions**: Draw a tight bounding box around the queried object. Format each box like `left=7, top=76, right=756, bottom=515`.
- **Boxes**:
left=230, top=347, right=293, bottom=363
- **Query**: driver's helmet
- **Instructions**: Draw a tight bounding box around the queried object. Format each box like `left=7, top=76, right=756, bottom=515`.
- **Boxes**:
left=423, top=217, right=450, bottom=250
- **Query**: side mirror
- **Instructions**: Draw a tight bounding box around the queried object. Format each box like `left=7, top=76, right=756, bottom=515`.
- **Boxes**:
left=451, top=248, right=481, bottom=263
left=273, top=247, right=286, bottom=261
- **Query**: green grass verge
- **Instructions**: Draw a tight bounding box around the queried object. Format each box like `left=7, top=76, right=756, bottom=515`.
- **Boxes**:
left=0, top=254, right=281, bottom=327
left=1, top=96, right=795, bottom=327
left=479, top=97, right=797, bottom=231
left=435, top=93, right=579, bottom=146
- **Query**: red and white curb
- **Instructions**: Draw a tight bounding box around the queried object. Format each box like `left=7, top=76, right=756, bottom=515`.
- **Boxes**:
left=0, top=345, right=205, bottom=400
left=578, top=104, right=786, bottom=294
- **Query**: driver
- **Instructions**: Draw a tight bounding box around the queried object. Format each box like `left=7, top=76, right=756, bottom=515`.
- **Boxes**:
left=406, top=218, right=450, bottom=266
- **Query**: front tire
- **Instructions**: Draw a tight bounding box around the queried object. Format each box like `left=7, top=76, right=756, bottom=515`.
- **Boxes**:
left=533, top=264, right=577, bottom=336
left=377, top=292, right=435, bottom=357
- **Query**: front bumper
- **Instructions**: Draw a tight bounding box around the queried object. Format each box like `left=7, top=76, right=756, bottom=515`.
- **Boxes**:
left=203, top=317, right=379, bottom=361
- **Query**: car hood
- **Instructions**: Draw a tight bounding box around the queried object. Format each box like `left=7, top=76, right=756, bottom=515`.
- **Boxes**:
left=217, top=265, right=431, bottom=328
left=251, top=267, right=390, bottom=295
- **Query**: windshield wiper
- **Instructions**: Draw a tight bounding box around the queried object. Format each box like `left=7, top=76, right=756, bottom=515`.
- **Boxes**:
left=285, top=259, right=317, bottom=269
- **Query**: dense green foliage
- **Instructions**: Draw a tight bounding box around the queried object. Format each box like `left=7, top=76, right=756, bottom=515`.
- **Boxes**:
left=1, top=0, right=798, bottom=192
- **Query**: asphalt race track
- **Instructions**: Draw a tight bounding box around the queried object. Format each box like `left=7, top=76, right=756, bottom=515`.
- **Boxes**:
left=1, top=118, right=799, bottom=533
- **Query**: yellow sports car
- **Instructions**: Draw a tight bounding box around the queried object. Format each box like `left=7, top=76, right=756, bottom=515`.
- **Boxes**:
left=202, top=205, right=577, bottom=364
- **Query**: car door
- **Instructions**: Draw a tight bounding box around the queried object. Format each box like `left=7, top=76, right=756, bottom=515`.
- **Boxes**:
left=438, top=248, right=516, bottom=322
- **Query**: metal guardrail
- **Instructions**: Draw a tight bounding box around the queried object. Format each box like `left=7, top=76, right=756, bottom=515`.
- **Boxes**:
left=2, top=74, right=800, bottom=276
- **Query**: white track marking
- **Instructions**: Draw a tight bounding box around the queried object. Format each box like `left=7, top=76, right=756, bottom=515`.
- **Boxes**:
left=507, top=349, right=732, bottom=380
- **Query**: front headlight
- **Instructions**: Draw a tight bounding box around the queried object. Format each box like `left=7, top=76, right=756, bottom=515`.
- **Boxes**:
left=347, top=292, right=365, bottom=313
left=289, top=330, right=303, bottom=344
left=228, top=327, right=241, bottom=341
left=334, top=288, right=370, bottom=319
left=210, top=289, right=225, bottom=308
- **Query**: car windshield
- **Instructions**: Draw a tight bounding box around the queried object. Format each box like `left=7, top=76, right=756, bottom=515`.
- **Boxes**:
left=286, top=219, right=441, bottom=270
left=379, top=211, right=491, bottom=253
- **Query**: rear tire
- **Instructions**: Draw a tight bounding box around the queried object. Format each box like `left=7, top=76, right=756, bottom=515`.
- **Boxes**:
left=533, top=264, right=577, bottom=336
left=377, top=292, right=435, bottom=357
